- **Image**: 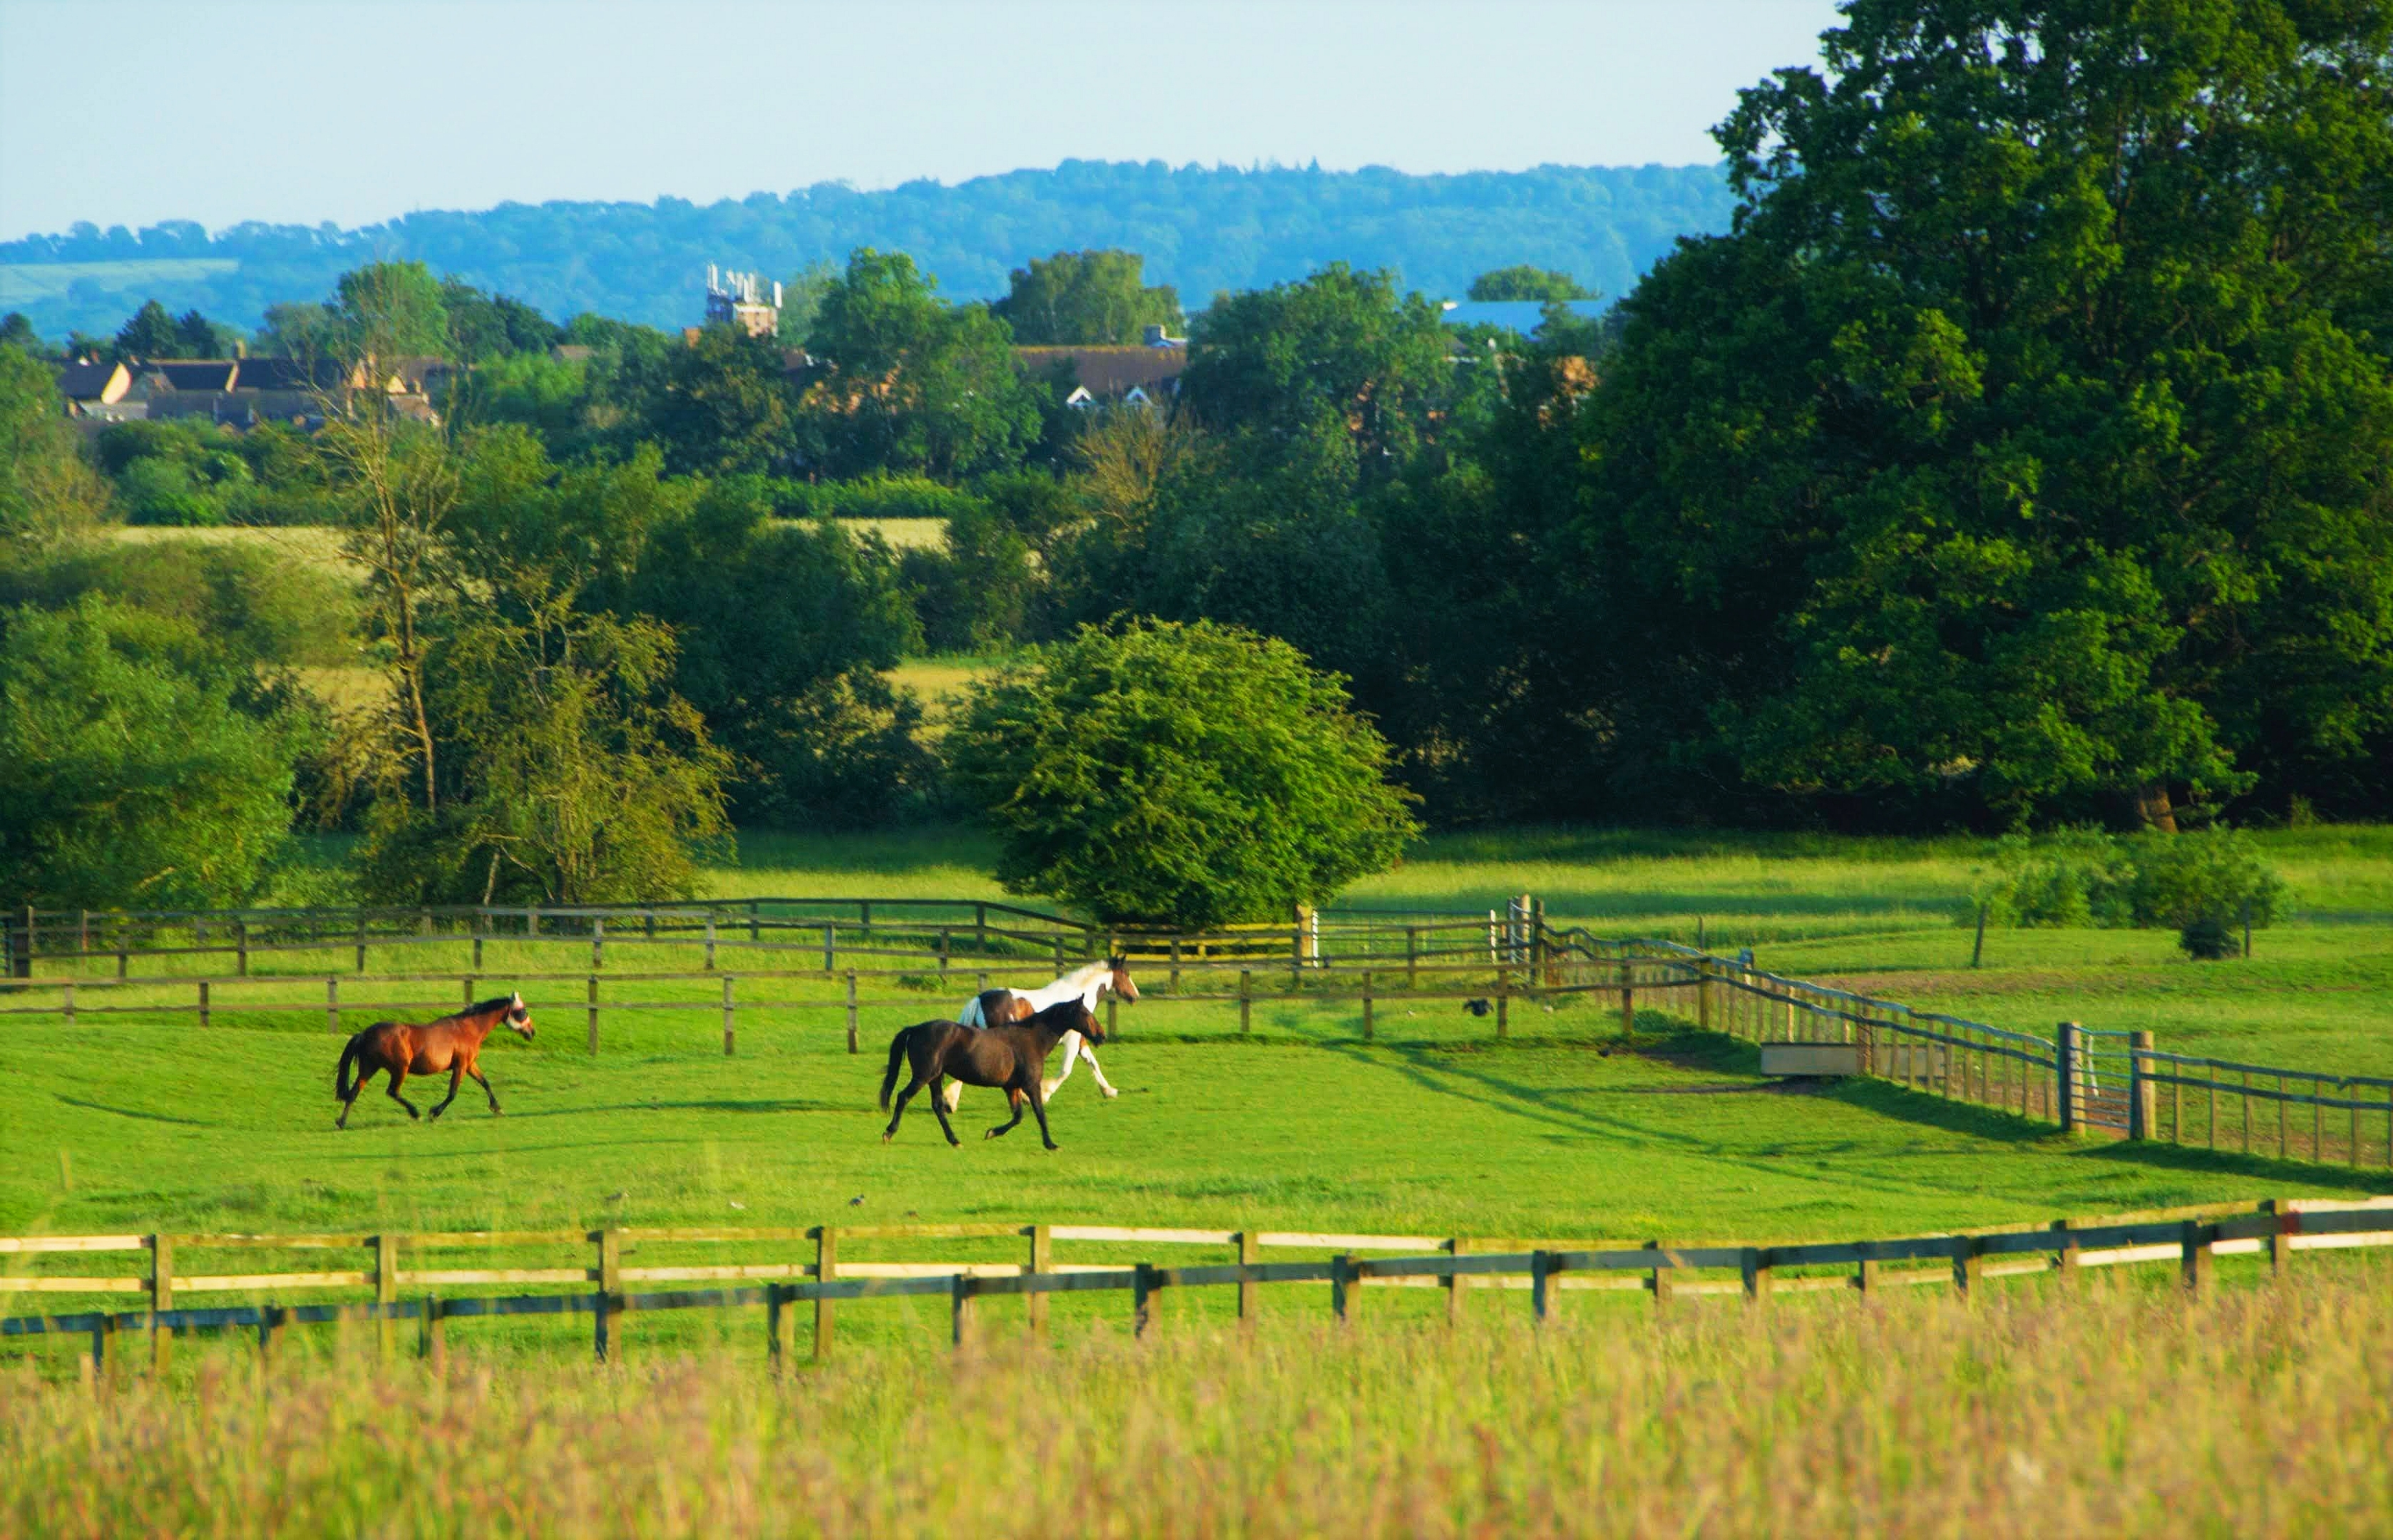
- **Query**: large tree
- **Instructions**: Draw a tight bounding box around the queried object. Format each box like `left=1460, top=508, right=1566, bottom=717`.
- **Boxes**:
left=796, top=248, right=1041, bottom=479
left=990, top=250, right=1184, bottom=344
left=948, top=619, right=1418, bottom=928
left=1577, top=0, right=2393, bottom=827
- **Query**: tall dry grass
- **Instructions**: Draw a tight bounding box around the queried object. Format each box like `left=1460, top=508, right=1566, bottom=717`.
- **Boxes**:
left=6, top=1270, right=2390, bottom=1537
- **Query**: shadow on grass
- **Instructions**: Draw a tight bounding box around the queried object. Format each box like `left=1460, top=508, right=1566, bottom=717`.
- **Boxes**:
left=53, top=1095, right=212, bottom=1127
left=500, top=1098, right=853, bottom=1119
left=2071, top=1136, right=2393, bottom=1194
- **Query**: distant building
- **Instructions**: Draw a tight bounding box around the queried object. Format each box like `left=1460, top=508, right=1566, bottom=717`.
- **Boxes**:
left=1018, top=344, right=1186, bottom=410
left=48, top=353, right=437, bottom=429
left=705, top=265, right=781, bottom=337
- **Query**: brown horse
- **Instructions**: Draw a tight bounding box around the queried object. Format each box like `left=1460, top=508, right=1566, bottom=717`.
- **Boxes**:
left=334, top=992, right=536, bottom=1129
left=879, top=997, right=1103, bottom=1150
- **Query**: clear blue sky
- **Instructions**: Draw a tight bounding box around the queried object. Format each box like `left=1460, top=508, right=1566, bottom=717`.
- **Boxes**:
left=0, top=0, right=1846, bottom=245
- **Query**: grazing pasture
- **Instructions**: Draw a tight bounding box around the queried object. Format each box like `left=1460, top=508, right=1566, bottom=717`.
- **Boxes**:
left=3, top=824, right=2387, bottom=1371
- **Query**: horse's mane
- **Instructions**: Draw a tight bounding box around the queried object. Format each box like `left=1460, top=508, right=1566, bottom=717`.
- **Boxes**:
left=459, top=995, right=520, bottom=1018
left=1062, top=960, right=1112, bottom=986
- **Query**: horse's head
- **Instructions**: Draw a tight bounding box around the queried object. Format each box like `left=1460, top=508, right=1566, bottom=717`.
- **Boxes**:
left=504, top=990, right=536, bottom=1040
left=1072, top=997, right=1105, bottom=1047
left=1106, top=955, right=1140, bottom=1005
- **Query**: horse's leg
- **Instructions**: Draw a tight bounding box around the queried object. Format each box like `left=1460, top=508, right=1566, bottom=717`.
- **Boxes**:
left=1028, top=1079, right=1058, bottom=1151
left=883, top=1072, right=931, bottom=1142
left=985, top=1085, right=1028, bottom=1141
left=928, top=1077, right=964, bottom=1147
left=428, top=1063, right=464, bottom=1121
left=386, top=1065, right=420, bottom=1121
left=1080, top=1042, right=1121, bottom=1099
left=469, top=1066, right=502, bottom=1115
left=941, top=1077, right=963, bottom=1114
left=1042, top=1032, right=1082, bottom=1099
left=336, top=1064, right=371, bottom=1129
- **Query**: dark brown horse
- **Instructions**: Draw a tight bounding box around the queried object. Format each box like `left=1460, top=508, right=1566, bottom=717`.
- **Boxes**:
left=880, top=997, right=1103, bottom=1150
left=334, top=992, right=536, bottom=1129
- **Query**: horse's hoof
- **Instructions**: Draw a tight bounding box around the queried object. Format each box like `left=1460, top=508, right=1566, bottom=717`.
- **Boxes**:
left=881, top=1132, right=893, bottom=1144
left=1102, top=1087, right=1119, bottom=1100
left=1043, top=1142, right=1060, bottom=1152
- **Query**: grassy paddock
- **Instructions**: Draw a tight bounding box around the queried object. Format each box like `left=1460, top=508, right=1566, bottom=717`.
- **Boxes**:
left=8, top=1264, right=2390, bottom=1537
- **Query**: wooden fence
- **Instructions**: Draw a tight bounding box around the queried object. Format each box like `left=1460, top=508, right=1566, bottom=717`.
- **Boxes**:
left=1537, top=930, right=2393, bottom=1174
left=1, top=899, right=1515, bottom=980
left=6, top=1198, right=2389, bottom=1375
left=6, top=902, right=2387, bottom=1171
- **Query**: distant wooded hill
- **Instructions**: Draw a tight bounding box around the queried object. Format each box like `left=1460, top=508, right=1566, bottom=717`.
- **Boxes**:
left=0, top=160, right=1732, bottom=337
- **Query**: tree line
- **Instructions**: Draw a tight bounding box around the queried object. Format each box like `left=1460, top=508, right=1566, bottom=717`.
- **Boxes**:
left=4, top=0, right=2389, bottom=919
left=0, top=160, right=1728, bottom=339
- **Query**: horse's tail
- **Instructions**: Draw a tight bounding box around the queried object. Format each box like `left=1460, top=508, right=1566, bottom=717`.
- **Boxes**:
left=879, top=1025, right=913, bottom=1111
left=335, top=1032, right=364, bottom=1102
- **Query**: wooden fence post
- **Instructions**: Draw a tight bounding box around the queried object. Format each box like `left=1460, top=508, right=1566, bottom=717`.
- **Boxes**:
left=823, top=924, right=836, bottom=975
left=814, top=1227, right=838, bottom=1359
left=354, top=915, right=367, bottom=974
left=591, top=918, right=604, bottom=970
left=2056, top=1022, right=2081, bottom=1134
left=845, top=971, right=859, bottom=1054
left=420, top=1296, right=445, bottom=1368
left=327, top=977, right=339, bottom=1037
left=1445, top=1237, right=1469, bottom=1325
left=1741, top=1247, right=1771, bottom=1305
left=1530, top=1251, right=1556, bottom=1322
left=2051, top=1219, right=2081, bottom=1281
left=767, top=1284, right=791, bottom=1373
left=62, top=980, right=73, bottom=1027
left=1406, top=927, right=1418, bottom=990
left=1619, top=959, right=1634, bottom=1037
left=951, top=1273, right=976, bottom=1350
left=586, top=976, right=600, bottom=1057
left=235, top=920, right=247, bottom=977
left=1496, top=987, right=1509, bottom=1040
left=2181, top=1221, right=2213, bottom=1297
left=375, top=1233, right=399, bottom=1364
left=1646, top=1240, right=1673, bottom=1310
left=2262, top=1198, right=2290, bottom=1278
left=1239, top=970, right=1252, bottom=1035
left=1950, top=1236, right=1982, bottom=1299
left=196, top=979, right=209, bottom=1030
left=2128, top=1030, right=2156, bottom=1141
left=149, top=1235, right=173, bottom=1374
left=1028, top=1224, right=1052, bottom=1337
left=1697, top=958, right=1713, bottom=1032
left=1362, top=970, right=1373, bottom=1040
left=595, top=1228, right=622, bottom=1363
left=1331, top=1253, right=1358, bottom=1323
left=1238, top=1229, right=1261, bottom=1324
left=1132, top=1263, right=1157, bottom=1338
left=722, top=976, right=735, bottom=1057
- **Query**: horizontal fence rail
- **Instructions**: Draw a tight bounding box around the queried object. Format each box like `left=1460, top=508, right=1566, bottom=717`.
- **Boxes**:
left=6, top=1198, right=2388, bottom=1375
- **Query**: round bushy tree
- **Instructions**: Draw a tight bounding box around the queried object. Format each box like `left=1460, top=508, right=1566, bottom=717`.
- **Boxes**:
left=948, top=619, right=1418, bottom=928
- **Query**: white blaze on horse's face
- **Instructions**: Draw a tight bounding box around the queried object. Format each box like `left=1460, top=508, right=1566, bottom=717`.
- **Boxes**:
left=506, top=991, right=535, bottom=1037
left=1107, top=956, right=1139, bottom=1003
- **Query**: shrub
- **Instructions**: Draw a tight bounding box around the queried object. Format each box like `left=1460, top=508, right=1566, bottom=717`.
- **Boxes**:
left=1974, top=827, right=2287, bottom=938
left=0, top=597, right=306, bottom=908
left=2179, top=915, right=2239, bottom=960
left=947, top=618, right=1419, bottom=928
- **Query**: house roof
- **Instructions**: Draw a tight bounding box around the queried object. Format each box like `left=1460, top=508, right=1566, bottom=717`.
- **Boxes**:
left=1015, top=344, right=1186, bottom=398
left=53, top=360, right=130, bottom=402
left=143, top=360, right=240, bottom=393
left=228, top=356, right=350, bottom=392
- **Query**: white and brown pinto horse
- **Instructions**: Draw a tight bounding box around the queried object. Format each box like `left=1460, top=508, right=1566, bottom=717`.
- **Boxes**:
left=940, top=957, right=1137, bottom=1111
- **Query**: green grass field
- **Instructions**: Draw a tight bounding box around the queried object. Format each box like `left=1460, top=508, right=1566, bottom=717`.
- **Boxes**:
left=4, top=825, right=2387, bottom=1372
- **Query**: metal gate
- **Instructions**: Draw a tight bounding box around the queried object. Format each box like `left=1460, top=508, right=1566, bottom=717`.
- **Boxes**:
left=2072, top=1027, right=2136, bottom=1132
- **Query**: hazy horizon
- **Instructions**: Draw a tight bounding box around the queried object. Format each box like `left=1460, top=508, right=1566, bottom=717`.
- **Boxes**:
left=0, top=0, right=1844, bottom=246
